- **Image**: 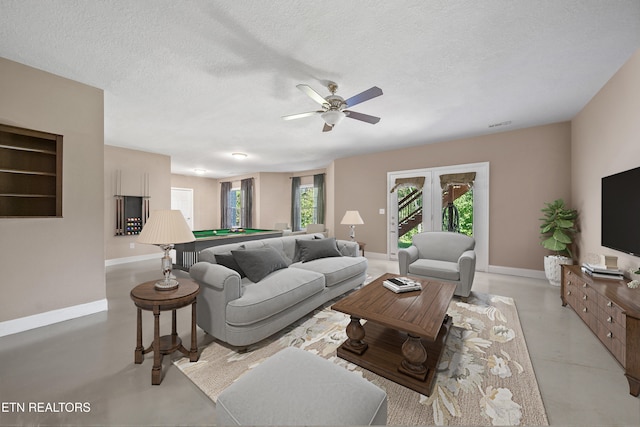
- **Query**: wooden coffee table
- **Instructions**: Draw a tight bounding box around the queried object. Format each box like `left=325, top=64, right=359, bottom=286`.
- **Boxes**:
left=332, top=273, right=456, bottom=395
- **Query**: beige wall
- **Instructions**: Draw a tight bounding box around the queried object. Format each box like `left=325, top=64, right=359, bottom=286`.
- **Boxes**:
left=332, top=122, right=572, bottom=271
left=104, top=145, right=171, bottom=260
left=0, top=57, right=105, bottom=322
left=572, top=49, right=640, bottom=275
left=171, top=174, right=218, bottom=229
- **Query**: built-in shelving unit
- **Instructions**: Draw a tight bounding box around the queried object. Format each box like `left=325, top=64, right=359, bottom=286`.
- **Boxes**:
left=0, top=124, right=63, bottom=217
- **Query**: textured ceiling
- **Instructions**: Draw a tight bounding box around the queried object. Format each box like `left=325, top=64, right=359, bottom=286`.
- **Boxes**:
left=1, top=1, right=639, bottom=178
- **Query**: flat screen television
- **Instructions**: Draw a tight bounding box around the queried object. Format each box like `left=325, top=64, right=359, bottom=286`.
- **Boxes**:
left=601, top=166, right=640, bottom=257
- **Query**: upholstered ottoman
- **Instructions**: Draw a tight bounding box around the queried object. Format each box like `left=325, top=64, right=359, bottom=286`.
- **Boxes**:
left=216, top=347, right=387, bottom=426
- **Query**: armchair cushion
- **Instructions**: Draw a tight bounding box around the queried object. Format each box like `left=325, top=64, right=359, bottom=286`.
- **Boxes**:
left=408, top=259, right=460, bottom=282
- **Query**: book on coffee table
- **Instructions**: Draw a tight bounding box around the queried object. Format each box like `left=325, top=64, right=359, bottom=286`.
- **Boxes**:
left=383, top=277, right=422, bottom=293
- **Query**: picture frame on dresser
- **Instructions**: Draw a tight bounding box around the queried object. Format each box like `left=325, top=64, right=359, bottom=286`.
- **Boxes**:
left=561, top=264, right=640, bottom=397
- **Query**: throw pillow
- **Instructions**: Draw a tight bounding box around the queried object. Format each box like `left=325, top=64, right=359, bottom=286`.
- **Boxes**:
left=231, top=247, right=289, bottom=282
left=215, top=253, right=246, bottom=278
left=296, top=237, right=342, bottom=263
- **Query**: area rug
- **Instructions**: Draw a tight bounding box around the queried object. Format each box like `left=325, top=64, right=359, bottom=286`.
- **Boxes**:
left=175, top=292, right=548, bottom=426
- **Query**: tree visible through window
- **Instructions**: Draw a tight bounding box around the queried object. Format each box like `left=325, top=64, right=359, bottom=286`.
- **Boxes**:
left=229, top=188, right=242, bottom=228
left=299, top=184, right=317, bottom=229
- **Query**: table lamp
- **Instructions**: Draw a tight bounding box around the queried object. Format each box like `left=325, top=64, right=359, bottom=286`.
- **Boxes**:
left=138, top=210, right=195, bottom=290
left=340, top=210, right=364, bottom=241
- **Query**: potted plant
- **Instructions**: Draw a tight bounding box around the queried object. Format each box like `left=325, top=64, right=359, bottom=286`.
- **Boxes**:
left=539, top=199, right=578, bottom=286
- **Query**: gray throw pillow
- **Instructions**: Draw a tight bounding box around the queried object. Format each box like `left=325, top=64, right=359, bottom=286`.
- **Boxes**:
left=296, top=237, right=342, bottom=263
left=231, top=247, right=289, bottom=282
left=215, top=253, right=246, bottom=278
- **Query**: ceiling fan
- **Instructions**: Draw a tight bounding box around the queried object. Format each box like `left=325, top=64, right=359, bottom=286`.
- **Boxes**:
left=282, top=82, right=383, bottom=132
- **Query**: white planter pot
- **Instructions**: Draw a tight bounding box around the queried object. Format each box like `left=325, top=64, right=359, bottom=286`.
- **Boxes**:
left=544, top=255, right=574, bottom=286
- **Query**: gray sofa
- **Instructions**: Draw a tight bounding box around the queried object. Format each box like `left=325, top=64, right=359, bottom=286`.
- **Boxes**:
left=189, top=233, right=367, bottom=347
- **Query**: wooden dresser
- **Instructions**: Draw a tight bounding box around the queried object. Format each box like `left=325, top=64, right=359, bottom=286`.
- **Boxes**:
left=561, top=264, right=640, bottom=397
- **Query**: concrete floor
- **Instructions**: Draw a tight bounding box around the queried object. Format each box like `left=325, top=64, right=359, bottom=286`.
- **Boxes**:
left=1, top=257, right=639, bottom=426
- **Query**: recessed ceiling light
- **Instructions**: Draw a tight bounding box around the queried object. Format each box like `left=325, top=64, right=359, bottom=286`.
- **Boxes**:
left=194, top=168, right=207, bottom=175
left=231, top=152, right=248, bottom=159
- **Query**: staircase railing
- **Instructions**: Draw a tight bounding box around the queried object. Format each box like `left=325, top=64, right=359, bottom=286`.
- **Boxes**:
left=398, top=189, right=422, bottom=238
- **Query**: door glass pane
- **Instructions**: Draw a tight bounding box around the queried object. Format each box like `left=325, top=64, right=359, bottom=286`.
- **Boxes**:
left=442, top=183, right=473, bottom=236
left=397, top=185, right=423, bottom=248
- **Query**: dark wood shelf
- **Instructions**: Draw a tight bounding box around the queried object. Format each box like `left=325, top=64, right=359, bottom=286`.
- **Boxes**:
left=0, top=124, right=62, bottom=217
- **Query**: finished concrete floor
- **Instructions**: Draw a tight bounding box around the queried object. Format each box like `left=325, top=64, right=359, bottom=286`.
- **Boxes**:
left=1, top=257, right=639, bottom=426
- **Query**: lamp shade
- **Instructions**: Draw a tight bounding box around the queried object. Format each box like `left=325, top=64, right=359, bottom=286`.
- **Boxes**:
left=138, top=210, right=195, bottom=245
left=340, top=210, right=364, bottom=225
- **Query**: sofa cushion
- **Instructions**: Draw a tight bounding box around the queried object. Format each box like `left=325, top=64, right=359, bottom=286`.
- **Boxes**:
left=226, top=268, right=325, bottom=326
left=214, top=253, right=246, bottom=278
left=232, top=247, right=289, bottom=283
left=408, top=259, right=460, bottom=281
left=295, top=237, right=342, bottom=263
left=291, top=256, right=367, bottom=287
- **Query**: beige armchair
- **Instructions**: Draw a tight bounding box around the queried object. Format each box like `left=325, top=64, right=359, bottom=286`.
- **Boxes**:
left=305, top=223, right=329, bottom=237
left=398, top=231, right=476, bottom=298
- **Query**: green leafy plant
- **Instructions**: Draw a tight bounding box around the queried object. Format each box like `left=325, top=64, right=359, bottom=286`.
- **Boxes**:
left=539, top=199, right=578, bottom=258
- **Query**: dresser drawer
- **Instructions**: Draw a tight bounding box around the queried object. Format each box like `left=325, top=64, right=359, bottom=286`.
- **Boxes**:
left=597, top=320, right=626, bottom=365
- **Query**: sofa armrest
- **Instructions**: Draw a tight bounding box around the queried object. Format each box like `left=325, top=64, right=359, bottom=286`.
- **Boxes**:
left=398, top=246, right=419, bottom=275
left=458, top=250, right=477, bottom=283
left=190, top=262, right=243, bottom=342
left=190, top=262, right=242, bottom=294
left=336, top=239, right=359, bottom=257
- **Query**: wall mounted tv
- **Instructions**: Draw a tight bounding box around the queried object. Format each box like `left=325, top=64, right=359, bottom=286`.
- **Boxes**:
left=601, top=165, right=640, bottom=257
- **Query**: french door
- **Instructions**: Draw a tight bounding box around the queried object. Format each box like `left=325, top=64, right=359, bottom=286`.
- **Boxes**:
left=387, top=162, right=489, bottom=272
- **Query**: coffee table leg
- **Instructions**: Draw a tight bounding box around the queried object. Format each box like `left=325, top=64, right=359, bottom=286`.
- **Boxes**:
left=343, top=316, right=368, bottom=355
left=399, top=334, right=428, bottom=381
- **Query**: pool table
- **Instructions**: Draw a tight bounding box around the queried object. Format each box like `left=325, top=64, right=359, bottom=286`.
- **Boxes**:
left=173, top=228, right=283, bottom=271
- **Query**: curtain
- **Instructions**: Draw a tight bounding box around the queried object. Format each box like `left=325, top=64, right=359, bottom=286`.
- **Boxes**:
left=313, top=173, right=325, bottom=225
left=220, top=181, right=231, bottom=228
left=241, top=178, right=253, bottom=228
left=439, top=172, right=476, bottom=189
left=390, top=176, right=426, bottom=193
left=291, top=176, right=301, bottom=231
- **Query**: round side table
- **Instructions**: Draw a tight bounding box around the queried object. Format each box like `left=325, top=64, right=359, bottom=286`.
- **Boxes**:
left=130, top=279, right=200, bottom=385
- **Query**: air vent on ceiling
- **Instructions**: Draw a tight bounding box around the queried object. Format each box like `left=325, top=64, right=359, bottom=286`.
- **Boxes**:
left=488, top=120, right=512, bottom=128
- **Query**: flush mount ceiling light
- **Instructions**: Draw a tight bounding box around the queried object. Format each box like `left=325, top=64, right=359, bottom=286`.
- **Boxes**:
left=193, top=168, right=207, bottom=175
left=231, top=152, right=248, bottom=159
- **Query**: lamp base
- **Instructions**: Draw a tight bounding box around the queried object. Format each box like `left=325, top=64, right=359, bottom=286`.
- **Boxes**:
left=155, top=278, right=179, bottom=291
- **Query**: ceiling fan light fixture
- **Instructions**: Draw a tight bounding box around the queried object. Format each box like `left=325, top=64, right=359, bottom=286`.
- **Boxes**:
left=321, top=110, right=346, bottom=126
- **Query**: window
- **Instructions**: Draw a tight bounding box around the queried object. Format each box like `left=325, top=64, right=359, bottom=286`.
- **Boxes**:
left=299, top=184, right=317, bottom=229
left=228, top=188, right=242, bottom=228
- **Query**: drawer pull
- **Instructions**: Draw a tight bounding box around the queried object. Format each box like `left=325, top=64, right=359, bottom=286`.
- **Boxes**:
left=567, top=280, right=572, bottom=285
left=583, top=283, right=588, bottom=288
left=607, top=301, right=613, bottom=307
left=607, top=332, right=613, bottom=338
left=583, top=295, right=588, bottom=300
left=583, top=307, right=588, bottom=313
left=567, top=290, right=572, bottom=296
left=607, top=316, right=613, bottom=323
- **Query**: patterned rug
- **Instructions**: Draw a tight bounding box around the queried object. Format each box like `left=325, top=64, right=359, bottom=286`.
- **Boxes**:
left=175, top=292, right=548, bottom=426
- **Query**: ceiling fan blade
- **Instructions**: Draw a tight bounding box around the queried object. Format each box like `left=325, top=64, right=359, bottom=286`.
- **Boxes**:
left=345, top=110, right=381, bottom=124
left=282, top=111, right=322, bottom=121
left=322, top=123, right=333, bottom=132
left=344, top=86, right=383, bottom=108
left=297, top=84, right=329, bottom=106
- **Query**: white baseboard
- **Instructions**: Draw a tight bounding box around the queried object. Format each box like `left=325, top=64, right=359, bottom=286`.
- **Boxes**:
left=488, top=265, right=546, bottom=280
left=105, top=253, right=161, bottom=266
left=0, top=299, right=108, bottom=338
left=363, top=251, right=389, bottom=260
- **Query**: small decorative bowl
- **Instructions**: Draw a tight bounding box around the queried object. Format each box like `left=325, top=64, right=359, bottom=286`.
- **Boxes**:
left=628, top=280, right=640, bottom=289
